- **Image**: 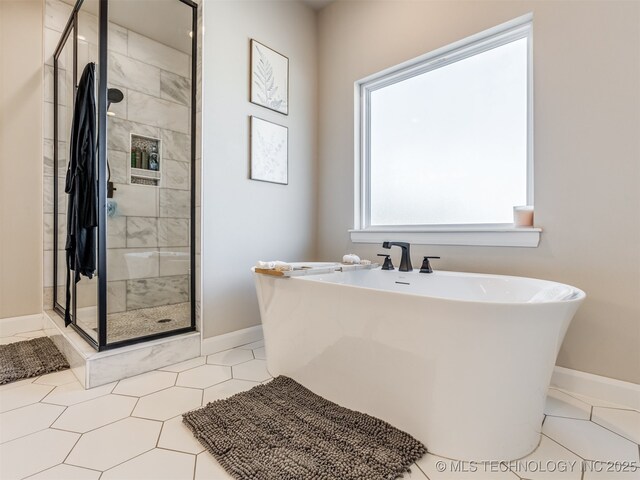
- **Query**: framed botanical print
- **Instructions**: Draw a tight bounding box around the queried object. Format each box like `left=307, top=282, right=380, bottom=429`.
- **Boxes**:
left=250, top=116, right=288, bottom=185
left=250, top=39, right=289, bottom=115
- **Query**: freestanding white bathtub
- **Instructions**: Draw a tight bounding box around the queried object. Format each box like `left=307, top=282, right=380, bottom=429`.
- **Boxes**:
left=253, top=267, right=585, bottom=461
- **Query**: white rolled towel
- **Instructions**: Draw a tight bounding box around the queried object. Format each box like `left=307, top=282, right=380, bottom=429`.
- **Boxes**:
left=274, top=261, right=293, bottom=272
left=256, top=260, right=293, bottom=272
left=342, top=254, right=361, bottom=264
left=256, top=260, right=276, bottom=269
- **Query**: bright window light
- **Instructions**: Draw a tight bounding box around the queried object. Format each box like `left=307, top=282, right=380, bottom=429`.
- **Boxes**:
left=360, top=17, right=532, bottom=228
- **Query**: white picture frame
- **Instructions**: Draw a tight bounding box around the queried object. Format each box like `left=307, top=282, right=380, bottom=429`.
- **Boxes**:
left=250, top=39, right=289, bottom=115
left=250, top=116, right=288, bottom=185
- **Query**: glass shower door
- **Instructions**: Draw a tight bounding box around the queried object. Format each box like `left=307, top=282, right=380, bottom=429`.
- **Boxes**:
left=53, top=25, right=74, bottom=320
left=104, top=0, right=195, bottom=345
left=53, top=0, right=101, bottom=344
left=73, top=0, right=100, bottom=341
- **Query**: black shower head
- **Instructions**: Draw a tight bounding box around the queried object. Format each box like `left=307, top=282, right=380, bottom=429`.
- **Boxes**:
left=108, top=88, right=124, bottom=104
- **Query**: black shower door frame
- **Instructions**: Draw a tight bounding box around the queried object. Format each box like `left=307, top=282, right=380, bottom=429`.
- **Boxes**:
left=53, top=0, right=198, bottom=351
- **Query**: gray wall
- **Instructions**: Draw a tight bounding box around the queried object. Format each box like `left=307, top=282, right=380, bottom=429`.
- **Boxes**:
left=0, top=0, right=43, bottom=319
left=201, top=1, right=318, bottom=338
left=316, top=1, right=640, bottom=383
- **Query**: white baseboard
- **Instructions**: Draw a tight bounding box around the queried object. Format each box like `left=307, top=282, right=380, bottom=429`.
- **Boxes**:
left=43, top=311, right=87, bottom=387
left=551, top=366, right=640, bottom=411
left=201, top=325, right=263, bottom=356
left=0, top=313, right=44, bottom=337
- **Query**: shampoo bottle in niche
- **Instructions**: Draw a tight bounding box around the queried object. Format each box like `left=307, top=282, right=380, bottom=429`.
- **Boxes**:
left=149, top=144, right=159, bottom=171
left=141, top=147, right=149, bottom=170
left=134, top=148, right=142, bottom=168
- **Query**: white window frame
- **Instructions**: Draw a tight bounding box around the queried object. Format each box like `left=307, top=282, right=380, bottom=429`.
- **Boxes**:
left=351, top=13, right=541, bottom=247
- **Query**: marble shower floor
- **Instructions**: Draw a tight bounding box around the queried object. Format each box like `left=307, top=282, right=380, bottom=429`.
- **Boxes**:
left=0, top=329, right=638, bottom=479
left=77, top=303, right=190, bottom=344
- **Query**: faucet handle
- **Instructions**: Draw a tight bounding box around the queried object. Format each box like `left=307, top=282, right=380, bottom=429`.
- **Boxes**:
left=377, top=254, right=395, bottom=271
left=420, top=256, right=440, bottom=274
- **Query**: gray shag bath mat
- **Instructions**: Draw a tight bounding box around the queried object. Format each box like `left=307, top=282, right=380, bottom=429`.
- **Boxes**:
left=0, top=337, right=69, bottom=385
left=183, top=376, right=427, bottom=480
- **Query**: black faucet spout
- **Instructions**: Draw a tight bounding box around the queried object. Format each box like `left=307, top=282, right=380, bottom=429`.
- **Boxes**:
left=382, top=241, right=412, bottom=272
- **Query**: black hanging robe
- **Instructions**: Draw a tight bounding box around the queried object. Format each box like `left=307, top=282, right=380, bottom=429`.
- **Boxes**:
left=65, top=63, right=97, bottom=326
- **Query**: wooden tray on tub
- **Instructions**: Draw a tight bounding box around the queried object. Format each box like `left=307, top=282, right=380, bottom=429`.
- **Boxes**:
left=255, top=263, right=378, bottom=277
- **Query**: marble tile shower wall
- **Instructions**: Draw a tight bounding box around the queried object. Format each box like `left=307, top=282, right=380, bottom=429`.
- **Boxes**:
left=42, top=0, right=202, bottom=327
left=105, top=34, right=192, bottom=315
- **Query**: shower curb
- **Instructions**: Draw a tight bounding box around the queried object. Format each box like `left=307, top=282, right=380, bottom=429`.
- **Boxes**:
left=43, top=310, right=200, bottom=389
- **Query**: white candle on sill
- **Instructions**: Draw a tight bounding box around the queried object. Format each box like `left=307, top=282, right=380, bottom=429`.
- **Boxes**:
left=513, top=206, right=534, bottom=227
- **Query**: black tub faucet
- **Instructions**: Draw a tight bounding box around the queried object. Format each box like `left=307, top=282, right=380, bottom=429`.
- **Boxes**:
left=420, top=256, right=440, bottom=273
left=382, top=241, right=412, bottom=272
left=377, top=254, right=394, bottom=270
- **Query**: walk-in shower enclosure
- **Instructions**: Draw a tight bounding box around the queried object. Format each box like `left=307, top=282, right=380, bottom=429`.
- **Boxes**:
left=52, top=0, right=197, bottom=350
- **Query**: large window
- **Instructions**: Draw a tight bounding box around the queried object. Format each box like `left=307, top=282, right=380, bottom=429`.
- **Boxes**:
left=356, top=15, right=533, bottom=239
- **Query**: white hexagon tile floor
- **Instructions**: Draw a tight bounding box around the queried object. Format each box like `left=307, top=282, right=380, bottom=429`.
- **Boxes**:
left=0, top=330, right=638, bottom=480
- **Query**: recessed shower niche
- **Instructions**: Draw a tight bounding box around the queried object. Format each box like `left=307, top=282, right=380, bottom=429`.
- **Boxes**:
left=130, top=134, right=162, bottom=186
left=51, top=0, right=198, bottom=352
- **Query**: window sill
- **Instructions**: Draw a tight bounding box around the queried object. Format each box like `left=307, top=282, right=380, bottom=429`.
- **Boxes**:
left=349, top=227, right=542, bottom=248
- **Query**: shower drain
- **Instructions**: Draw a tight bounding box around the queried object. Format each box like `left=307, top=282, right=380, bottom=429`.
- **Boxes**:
left=157, top=318, right=173, bottom=323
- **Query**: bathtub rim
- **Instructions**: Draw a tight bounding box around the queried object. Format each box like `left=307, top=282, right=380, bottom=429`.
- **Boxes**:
left=253, top=268, right=586, bottom=307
